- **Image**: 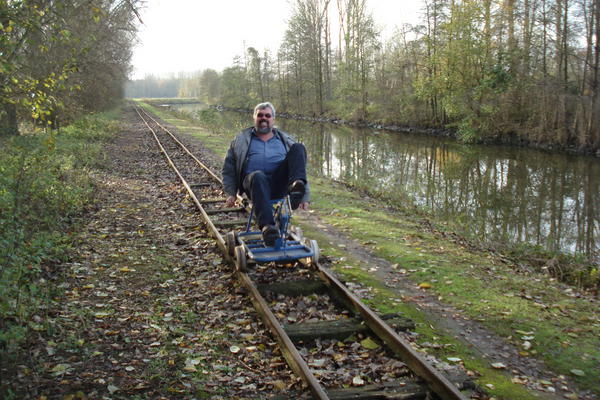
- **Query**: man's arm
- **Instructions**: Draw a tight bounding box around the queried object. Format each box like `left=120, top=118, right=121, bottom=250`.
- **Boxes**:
left=222, top=141, right=238, bottom=206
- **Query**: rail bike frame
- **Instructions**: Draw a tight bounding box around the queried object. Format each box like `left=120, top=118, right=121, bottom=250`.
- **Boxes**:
left=234, top=197, right=317, bottom=265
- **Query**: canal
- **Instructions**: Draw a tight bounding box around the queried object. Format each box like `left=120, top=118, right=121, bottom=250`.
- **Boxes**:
left=173, top=104, right=600, bottom=262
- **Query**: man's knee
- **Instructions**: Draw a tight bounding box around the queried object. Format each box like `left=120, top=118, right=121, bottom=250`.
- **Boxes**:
left=288, top=143, right=307, bottom=163
left=248, top=170, right=268, bottom=183
left=245, top=170, right=268, bottom=188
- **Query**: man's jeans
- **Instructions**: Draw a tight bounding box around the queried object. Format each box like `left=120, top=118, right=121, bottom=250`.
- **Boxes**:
left=242, top=143, right=307, bottom=227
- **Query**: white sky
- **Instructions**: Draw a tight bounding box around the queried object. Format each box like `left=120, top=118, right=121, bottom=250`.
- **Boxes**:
left=130, top=0, right=425, bottom=79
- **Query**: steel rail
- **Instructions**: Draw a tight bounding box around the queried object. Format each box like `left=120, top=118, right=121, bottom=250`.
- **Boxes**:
left=134, top=107, right=227, bottom=251
left=134, top=104, right=469, bottom=400
left=136, top=105, right=223, bottom=183
left=137, top=105, right=247, bottom=207
left=315, top=265, right=468, bottom=400
left=134, top=105, right=330, bottom=400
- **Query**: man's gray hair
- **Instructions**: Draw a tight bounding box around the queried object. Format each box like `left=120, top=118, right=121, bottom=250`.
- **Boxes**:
left=254, top=102, right=276, bottom=118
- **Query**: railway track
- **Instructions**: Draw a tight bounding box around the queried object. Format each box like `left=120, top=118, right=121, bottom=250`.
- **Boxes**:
left=134, top=104, right=474, bottom=400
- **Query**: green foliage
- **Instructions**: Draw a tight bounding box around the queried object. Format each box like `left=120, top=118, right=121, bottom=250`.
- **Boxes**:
left=0, top=113, right=119, bottom=351
left=0, top=0, right=140, bottom=134
left=196, top=108, right=219, bottom=125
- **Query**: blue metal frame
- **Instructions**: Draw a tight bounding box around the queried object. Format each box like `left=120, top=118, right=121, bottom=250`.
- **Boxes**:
left=237, top=197, right=315, bottom=263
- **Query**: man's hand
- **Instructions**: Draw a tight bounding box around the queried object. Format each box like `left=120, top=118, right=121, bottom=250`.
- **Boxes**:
left=297, top=202, right=309, bottom=211
left=226, top=195, right=237, bottom=207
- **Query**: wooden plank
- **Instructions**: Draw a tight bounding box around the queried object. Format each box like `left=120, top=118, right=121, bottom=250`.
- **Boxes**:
left=204, top=207, right=244, bottom=215
left=214, top=219, right=248, bottom=227
left=326, top=380, right=426, bottom=400
left=258, top=279, right=328, bottom=297
left=200, top=198, right=227, bottom=204
left=283, top=316, right=414, bottom=342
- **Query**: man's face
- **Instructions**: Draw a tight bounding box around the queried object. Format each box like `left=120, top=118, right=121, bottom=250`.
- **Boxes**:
left=254, top=107, right=274, bottom=134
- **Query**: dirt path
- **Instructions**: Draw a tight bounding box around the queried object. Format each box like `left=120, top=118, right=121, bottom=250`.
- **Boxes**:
left=301, top=211, right=589, bottom=400
left=6, top=109, right=301, bottom=399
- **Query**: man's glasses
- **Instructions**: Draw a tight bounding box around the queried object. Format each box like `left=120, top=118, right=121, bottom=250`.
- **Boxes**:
left=257, top=113, right=272, bottom=118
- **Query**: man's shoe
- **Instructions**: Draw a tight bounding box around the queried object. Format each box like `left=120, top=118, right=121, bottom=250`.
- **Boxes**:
left=261, top=224, right=279, bottom=247
left=288, top=180, right=305, bottom=210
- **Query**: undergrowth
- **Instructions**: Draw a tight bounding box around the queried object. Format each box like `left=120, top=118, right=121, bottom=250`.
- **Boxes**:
left=0, top=112, right=120, bottom=356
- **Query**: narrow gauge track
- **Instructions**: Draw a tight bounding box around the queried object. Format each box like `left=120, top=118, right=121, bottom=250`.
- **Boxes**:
left=134, top=105, right=472, bottom=400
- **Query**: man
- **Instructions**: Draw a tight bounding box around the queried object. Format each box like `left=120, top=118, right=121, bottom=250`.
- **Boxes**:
left=222, top=102, right=309, bottom=246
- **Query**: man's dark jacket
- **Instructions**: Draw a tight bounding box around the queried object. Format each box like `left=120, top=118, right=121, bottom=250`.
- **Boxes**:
left=222, top=127, right=310, bottom=202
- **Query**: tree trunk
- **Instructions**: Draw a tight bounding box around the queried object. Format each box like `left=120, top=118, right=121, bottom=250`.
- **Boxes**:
left=0, top=102, right=19, bottom=136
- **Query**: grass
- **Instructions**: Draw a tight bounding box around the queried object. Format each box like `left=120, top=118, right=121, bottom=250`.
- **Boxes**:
left=0, top=108, right=123, bottom=354
left=139, top=101, right=600, bottom=398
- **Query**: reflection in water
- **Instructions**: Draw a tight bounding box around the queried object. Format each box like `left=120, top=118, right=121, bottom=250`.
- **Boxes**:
left=277, top=119, right=599, bottom=261
left=175, top=106, right=599, bottom=261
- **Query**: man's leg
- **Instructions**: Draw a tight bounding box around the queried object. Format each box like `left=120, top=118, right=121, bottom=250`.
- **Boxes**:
left=271, top=143, right=307, bottom=208
left=243, top=171, right=280, bottom=246
left=243, top=171, right=275, bottom=227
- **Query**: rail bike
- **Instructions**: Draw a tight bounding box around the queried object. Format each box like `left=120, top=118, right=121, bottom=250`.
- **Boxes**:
left=226, top=195, right=319, bottom=272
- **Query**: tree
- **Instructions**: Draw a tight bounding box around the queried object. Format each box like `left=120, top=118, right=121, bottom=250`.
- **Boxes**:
left=280, top=0, right=332, bottom=115
left=335, top=0, right=379, bottom=119
left=0, top=0, right=141, bottom=135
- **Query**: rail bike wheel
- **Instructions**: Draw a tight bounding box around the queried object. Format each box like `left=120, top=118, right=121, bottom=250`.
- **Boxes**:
left=226, top=231, right=237, bottom=257
left=307, top=239, right=319, bottom=265
left=234, top=245, right=247, bottom=272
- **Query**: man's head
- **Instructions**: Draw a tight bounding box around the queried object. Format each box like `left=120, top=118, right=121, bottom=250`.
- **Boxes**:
left=253, top=102, right=276, bottom=134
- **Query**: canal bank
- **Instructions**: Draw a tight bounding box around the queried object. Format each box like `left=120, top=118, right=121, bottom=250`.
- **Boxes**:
left=159, top=100, right=599, bottom=268
left=138, top=100, right=600, bottom=399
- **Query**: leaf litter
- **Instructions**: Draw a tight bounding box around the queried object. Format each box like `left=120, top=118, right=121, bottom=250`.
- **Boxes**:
left=2, top=109, right=305, bottom=399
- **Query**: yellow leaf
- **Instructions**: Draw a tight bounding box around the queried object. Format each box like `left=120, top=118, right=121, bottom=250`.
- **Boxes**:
left=419, top=282, right=432, bottom=289
left=94, top=311, right=110, bottom=318
left=360, top=337, right=380, bottom=350
left=273, top=380, right=287, bottom=390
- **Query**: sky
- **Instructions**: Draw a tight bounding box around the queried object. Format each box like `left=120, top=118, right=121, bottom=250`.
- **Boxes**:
left=130, top=0, right=425, bottom=80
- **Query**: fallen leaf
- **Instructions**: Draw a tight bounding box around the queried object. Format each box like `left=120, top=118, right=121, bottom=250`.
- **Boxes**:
left=352, top=376, right=365, bottom=386
left=309, top=359, right=326, bottom=367
left=107, top=385, right=119, bottom=394
left=50, top=364, right=71, bottom=374
left=272, top=380, right=287, bottom=390
left=360, top=337, right=380, bottom=350
left=94, top=311, right=111, bottom=318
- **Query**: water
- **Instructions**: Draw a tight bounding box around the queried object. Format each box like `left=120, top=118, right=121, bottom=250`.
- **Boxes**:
left=173, top=105, right=600, bottom=261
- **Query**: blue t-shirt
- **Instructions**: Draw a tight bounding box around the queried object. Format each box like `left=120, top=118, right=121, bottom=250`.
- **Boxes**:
left=244, top=132, right=287, bottom=176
